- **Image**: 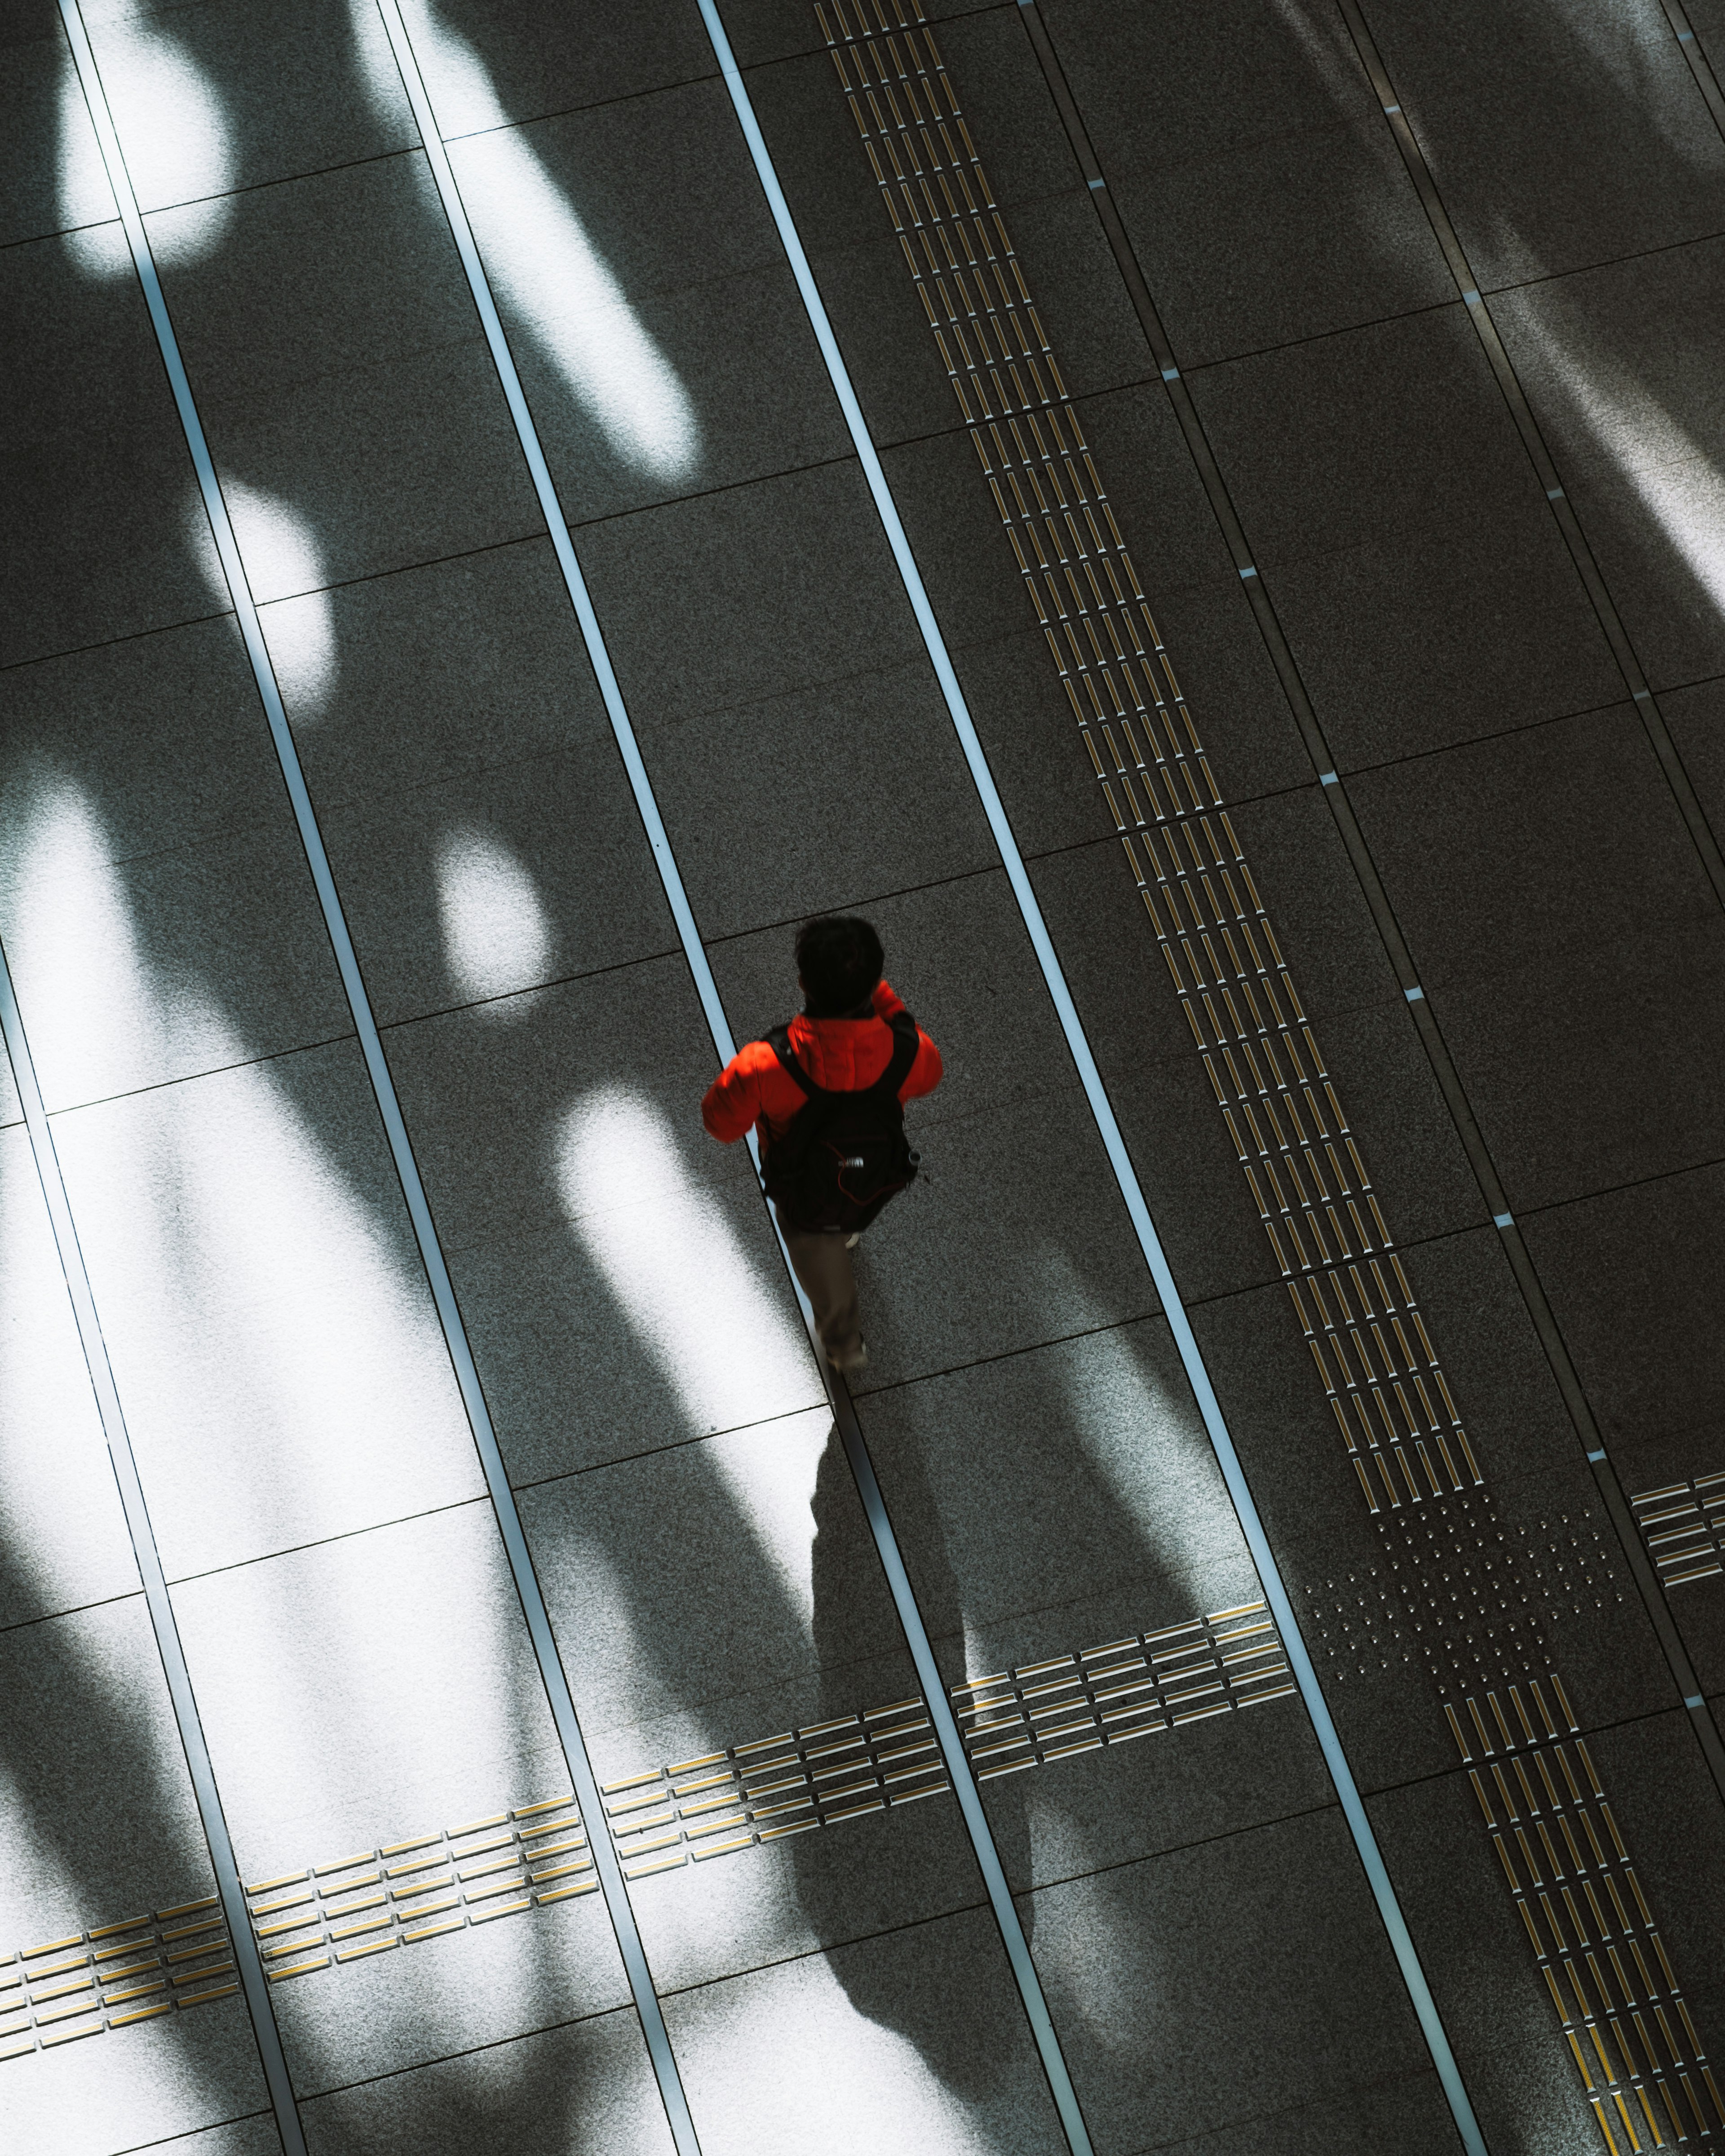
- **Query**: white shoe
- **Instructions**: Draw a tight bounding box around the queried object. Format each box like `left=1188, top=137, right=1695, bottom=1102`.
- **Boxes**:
left=844, top=1233, right=861, bottom=1249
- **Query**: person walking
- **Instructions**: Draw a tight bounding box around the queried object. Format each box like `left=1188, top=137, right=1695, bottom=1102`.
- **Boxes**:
left=701, top=915, right=942, bottom=1375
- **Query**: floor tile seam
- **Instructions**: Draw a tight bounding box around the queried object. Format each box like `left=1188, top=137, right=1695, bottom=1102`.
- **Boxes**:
left=1384, top=902, right=1725, bottom=1003
left=113, top=2109, right=274, bottom=2156
left=1019, top=0, right=1725, bottom=1824
left=1006, top=1789, right=1349, bottom=1906
left=371, top=941, right=689, bottom=1036
left=505, top=1398, right=835, bottom=1497
left=560, top=446, right=867, bottom=541
left=695, top=857, right=1007, bottom=950
left=646, top=1887, right=997, bottom=2007
left=1328, top=688, right=1683, bottom=782
left=36, top=1026, right=365, bottom=1122
left=159, top=1489, right=494, bottom=1592
left=102, top=140, right=427, bottom=228
left=1357, top=1694, right=1711, bottom=1808
left=735, top=3, right=1023, bottom=83
left=0, top=605, right=237, bottom=680
left=1114, top=2062, right=1446, bottom=2156
left=850, top=1296, right=1179, bottom=1412
left=0, top=1583, right=146, bottom=1642
left=283, top=1995, right=642, bottom=2113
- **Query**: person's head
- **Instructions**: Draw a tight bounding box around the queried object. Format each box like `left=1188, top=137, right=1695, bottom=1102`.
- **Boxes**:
left=796, top=914, right=884, bottom=1018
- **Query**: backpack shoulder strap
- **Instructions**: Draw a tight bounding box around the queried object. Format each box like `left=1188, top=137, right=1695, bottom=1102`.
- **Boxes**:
left=765, top=1025, right=816, bottom=1099
left=872, top=1011, right=920, bottom=1097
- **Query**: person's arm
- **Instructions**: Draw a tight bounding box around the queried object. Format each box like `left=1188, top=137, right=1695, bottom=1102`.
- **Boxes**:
left=701, top=1041, right=777, bottom=1142
left=874, top=980, right=943, bottom=1101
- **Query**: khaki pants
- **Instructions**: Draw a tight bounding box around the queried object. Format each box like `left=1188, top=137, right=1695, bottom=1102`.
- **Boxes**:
left=781, top=1224, right=864, bottom=1370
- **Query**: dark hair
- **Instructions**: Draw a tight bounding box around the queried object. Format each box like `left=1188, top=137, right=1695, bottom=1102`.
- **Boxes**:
left=796, top=915, right=884, bottom=1017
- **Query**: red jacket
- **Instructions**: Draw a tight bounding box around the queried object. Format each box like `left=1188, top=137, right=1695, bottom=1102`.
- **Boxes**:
left=702, top=980, right=942, bottom=1145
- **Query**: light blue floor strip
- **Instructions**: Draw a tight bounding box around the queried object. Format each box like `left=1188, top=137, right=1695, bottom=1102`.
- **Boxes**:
left=367, top=7, right=1106, bottom=2147
left=0, top=937, right=308, bottom=2155
left=58, top=4, right=699, bottom=2147
left=696, top=6, right=1488, bottom=2151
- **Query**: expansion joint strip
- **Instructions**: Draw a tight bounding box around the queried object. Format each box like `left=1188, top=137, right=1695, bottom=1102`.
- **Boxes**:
left=0, top=945, right=305, bottom=2140
left=58, top=0, right=699, bottom=2143
left=1010, top=0, right=1725, bottom=1801
left=700, top=3, right=1481, bottom=2151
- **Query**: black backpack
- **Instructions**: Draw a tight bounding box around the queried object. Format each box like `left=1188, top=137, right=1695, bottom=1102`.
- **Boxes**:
left=760, top=1011, right=922, bottom=1234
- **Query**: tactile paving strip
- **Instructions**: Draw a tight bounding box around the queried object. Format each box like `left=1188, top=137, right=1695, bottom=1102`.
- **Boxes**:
left=816, top=0, right=1475, bottom=1522
left=814, top=5, right=1724, bottom=2145
left=602, top=1599, right=1293, bottom=1881
left=1631, top=1474, right=1725, bottom=1588
left=0, top=1601, right=1291, bottom=2059
left=1448, top=1677, right=1724, bottom=2150
left=0, top=1895, right=238, bottom=2062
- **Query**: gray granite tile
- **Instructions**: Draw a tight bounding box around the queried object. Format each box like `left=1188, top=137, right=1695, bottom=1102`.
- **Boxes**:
left=168, top=1503, right=636, bottom=2093
left=1427, top=916, right=1725, bottom=1211
left=450, top=81, right=849, bottom=523
left=0, top=1996, right=268, bottom=2156
left=322, top=740, right=677, bottom=1028
left=0, top=619, right=352, bottom=1112
left=1186, top=306, right=1623, bottom=769
left=857, top=1317, right=1261, bottom=1679
left=0, top=21, right=116, bottom=251
left=141, top=2118, right=283, bottom=2156
left=578, top=457, right=921, bottom=724
left=409, top=0, right=715, bottom=131
left=1111, top=2072, right=1458, bottom=2156
left=84, top=0, right=417, bottom=208
left=1043, top=0, right=1455, bottom=367
left=277, top=537, right=604, bottom=804
left=1368, top=0, right=1725, bottom=289
left=0, top=1124, right=142, bottom=1630
left=297, top=2005, right=673, bottom=2156
left=1665, top=676, right=1725, bottom=832
left=1521, top=1159, right=1725, bottom=1487
left=636, top=657, right=998, bottom=943
left=0, top=230, right=223, bottom=671
left=1023, top=1805, right=1442, bottom=2151
left=383, top=951, right=824, bottom=1486
left=52, top=1039, right=483, bottom=1580
left=1348, top=705, right=1714, bottom=994
left=154, top=155, right=540, bottom=595
left=1492, top=240, right=1725, bottom=694
left=661, top=1901, right=1065, bottom=2156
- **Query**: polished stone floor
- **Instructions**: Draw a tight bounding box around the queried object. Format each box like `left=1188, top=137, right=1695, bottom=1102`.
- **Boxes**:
left=5, top=1, right=1725, bottom=2152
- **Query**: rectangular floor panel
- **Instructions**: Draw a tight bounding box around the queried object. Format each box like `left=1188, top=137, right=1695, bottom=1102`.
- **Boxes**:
left=165, top=1502, right=635, bottom=2096
left=660, top=1903, right=1067, bottom=2156
left=1020, top=1804, right=1456, bottom=2154
left=49, top=1038, right=483, bottom=1581
left=296, top=2004, right=674, bottom=2156
left=0, top=1595, right=270, bottom=2156
left=0, top=1122, right=141, bottom=1628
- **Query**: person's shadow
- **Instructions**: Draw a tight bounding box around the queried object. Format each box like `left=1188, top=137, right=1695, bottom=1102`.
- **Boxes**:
left=787, top=1418, right=1037, bottom=2105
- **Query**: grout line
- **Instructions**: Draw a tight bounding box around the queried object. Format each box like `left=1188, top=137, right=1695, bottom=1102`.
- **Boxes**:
left=1014, top=0, right=1725, bottom=1807
left=700, top=4, right=1485, bottom=2152
left=0, top=964, right=302, bottom=2126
